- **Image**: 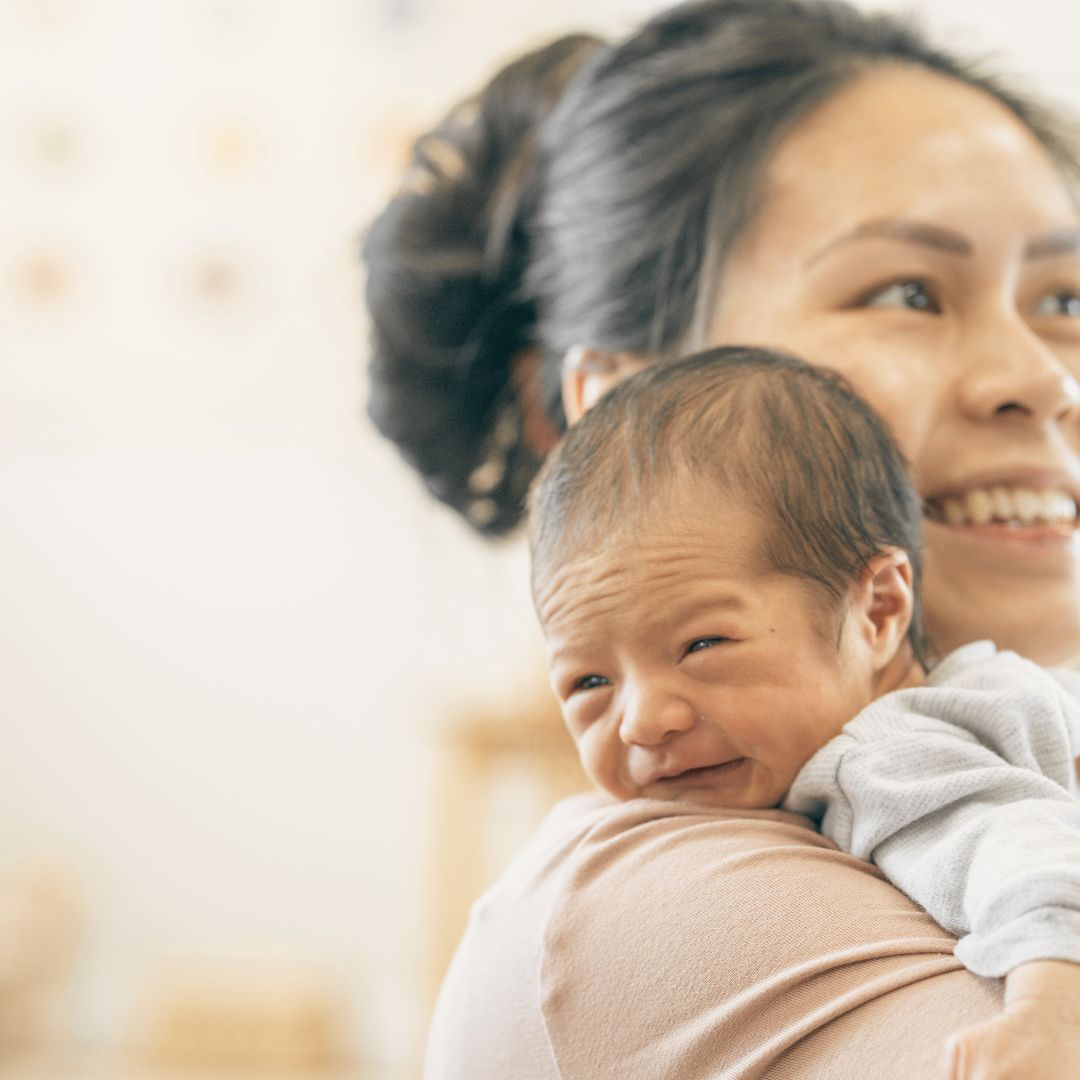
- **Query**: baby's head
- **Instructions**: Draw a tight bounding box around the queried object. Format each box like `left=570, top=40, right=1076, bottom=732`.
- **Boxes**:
left=529, top=346, right=929, bottom=808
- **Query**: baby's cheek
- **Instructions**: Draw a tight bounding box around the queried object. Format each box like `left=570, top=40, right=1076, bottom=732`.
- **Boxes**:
left=751, top=734, right=816, bottom=796
left=583, top=739, right=636, bottom=800
left=576, top=731, right=610, bottom=781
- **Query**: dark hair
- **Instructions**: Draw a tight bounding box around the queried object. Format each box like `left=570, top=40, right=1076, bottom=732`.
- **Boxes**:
left=363, top=0, right=1080, bottom=536
left=529, top=346, right=931, bottom=665
left=363, top=33, right=603, bottom=535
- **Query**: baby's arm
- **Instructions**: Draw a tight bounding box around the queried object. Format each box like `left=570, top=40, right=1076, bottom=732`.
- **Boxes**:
left=785, top=643, right=1080, bottom=976
left=785, top=644, right=1080, bottom=1076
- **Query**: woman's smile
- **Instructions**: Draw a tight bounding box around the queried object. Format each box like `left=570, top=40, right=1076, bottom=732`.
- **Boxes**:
left=925, top=486, right=1078, bottom=530
left=922, top=468, right=1080, bottom=556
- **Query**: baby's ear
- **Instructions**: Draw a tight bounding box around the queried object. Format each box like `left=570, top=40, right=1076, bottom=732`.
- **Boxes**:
left=855, top=549, right=915, bottom=669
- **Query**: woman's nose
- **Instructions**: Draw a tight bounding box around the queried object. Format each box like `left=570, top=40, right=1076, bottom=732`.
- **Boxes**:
left=618, top=685, right=697, bottom=747
left=958, top=317, right=1080, bottom=425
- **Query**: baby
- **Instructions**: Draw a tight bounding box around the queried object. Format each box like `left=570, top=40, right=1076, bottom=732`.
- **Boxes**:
left=528, top=345, right=1080, bottom=1066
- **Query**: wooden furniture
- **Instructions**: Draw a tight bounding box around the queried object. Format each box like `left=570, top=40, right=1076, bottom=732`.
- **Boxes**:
left=426, top=698, right=587, bottom=1005
left=133, top=972, right=344, bottom=1072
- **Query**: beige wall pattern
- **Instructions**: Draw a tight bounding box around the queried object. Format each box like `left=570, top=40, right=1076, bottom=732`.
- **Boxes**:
left=1, top=0, right=1078, bottom=1076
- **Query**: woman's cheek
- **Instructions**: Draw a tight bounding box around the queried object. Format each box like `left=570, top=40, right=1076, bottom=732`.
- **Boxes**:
left=799, top=325, right=948, bottom=461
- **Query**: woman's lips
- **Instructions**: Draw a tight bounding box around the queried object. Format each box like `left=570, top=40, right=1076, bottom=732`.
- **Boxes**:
left=922, top=482, right=1080, bottom=561
left=928, top=520, right=1074, bottom=542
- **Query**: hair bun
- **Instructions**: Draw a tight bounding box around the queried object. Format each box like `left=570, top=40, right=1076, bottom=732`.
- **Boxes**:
left=363, top=33, right=603, bottom=536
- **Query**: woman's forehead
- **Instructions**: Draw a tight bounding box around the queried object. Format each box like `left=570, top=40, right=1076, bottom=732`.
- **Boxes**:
left=759, top=65, right=1076, bottom=239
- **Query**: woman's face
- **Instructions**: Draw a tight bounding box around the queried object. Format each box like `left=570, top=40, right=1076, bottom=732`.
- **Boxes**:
left=564, top=66, right=1080, bottom=663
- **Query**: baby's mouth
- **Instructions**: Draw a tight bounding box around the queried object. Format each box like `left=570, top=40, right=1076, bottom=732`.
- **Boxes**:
left=924, top=485, right=1077, bottom=530
left=658, top=759, right=746, bottom=785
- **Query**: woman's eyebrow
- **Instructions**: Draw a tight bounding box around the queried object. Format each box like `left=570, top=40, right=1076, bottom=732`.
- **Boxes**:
left=806, top=218, right=1080, bottom=268
left=1025, top=228, right=1080, bottom=260
left=805, top=218, right=972, bottom=267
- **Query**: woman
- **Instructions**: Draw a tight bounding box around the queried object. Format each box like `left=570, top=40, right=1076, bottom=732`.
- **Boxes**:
left=364, top=1, right=1080, bottom=1075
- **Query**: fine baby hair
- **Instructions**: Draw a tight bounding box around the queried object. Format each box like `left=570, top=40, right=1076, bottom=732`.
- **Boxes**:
left=363, top=0, right=1079, bottom=537
left=528, top=346, right=931, bottom=665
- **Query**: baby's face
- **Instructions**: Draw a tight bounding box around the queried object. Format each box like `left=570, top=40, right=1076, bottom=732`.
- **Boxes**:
left=537, top=499, right=880, bottom=809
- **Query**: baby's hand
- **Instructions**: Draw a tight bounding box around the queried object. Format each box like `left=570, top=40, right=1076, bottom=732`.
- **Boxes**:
left=945, top=960, right=1080, bottom=1080
left=944, top=1002, right=1080, bottom=1079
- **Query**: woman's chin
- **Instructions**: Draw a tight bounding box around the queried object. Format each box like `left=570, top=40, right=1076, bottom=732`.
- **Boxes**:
left=923, top=521, right=1080, bottom=665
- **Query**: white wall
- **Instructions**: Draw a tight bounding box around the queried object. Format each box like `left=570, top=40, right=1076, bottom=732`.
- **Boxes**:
left=1, top=0, right=1078, bottom=1075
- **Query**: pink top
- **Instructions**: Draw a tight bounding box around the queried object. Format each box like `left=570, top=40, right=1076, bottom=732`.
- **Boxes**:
left=425, top=793, right=1000, bottom=1078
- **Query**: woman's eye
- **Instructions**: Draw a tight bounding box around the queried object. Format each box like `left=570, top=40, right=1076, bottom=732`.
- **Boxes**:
left=1032, top=290, right=1080, bottom=318
left=572, top=674, right=610, bottom=692
left=686, top=637, right=728, bottom=655
left=861, top=279, right=940, bottom=313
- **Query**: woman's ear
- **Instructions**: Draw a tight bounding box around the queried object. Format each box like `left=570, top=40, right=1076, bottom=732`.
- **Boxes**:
left=510, top=351, right=561, bottom=456
left=852, top=550, right=915, bottom=670
left=561, top=346, right=650, bottom=424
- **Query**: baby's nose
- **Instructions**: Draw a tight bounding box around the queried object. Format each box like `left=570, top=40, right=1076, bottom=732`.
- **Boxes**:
left=619, top=685, right=697, bottom=747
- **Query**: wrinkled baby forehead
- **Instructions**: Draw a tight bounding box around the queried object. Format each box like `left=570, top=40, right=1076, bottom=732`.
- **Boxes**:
left=533, top=518, right=744, bottom=630
left=530, top=469, right=773, bottom=611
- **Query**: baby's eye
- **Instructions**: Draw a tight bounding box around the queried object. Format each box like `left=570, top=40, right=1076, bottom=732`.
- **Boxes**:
left=572, top=674, right=611, bottom=692
left=861, top=279, right=940, bottom=313
left=685, top=637, right=729, bottom=655
left=1032, top=290, right=1080, bottom=318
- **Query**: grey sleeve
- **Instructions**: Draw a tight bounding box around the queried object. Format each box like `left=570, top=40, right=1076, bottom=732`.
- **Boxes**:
left=784, top=650, right=1080, bottom=977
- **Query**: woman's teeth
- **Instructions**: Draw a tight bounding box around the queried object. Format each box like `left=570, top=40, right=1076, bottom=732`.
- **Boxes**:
left=934, top=486, right=1077, bottom=527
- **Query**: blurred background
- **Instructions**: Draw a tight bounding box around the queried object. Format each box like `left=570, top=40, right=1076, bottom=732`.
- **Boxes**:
left=1, top=0, right=1079, bottom=1077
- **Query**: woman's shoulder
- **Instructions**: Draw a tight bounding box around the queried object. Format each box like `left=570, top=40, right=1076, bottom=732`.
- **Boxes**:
left=541, top=794, right=925, bottom=946
left=558, top=792, right=831, bottom=846
left=428, top=794, right=997, bottom=1079
left=501, top=792, right=837, bottom=902
left=533, top=792, right=862, bottom=891
left=537, top=796, right=990, bottom=1079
